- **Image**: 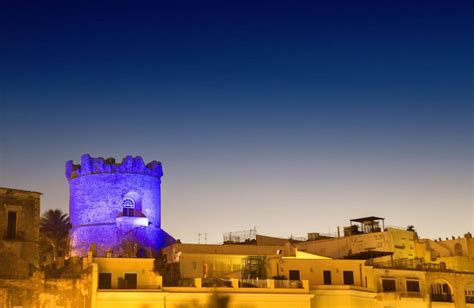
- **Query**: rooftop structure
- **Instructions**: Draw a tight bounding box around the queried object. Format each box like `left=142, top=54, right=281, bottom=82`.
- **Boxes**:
left=346, top=216, right=385, bottom=236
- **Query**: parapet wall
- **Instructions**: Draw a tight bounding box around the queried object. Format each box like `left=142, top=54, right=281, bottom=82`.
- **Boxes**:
left=65, top=154, right=163, bottom=180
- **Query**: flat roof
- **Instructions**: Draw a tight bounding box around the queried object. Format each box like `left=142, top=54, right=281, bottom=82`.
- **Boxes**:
left=0, top=187, right=43, bottom=195
left=350, top=216, right=384, bottom=223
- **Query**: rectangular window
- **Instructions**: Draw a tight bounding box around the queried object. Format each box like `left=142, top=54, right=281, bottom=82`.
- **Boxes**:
left=382, top=279, right=396, bottom=292
left=7, top=211, right=17, bottom=239
left=98, top=273, right=112, bottom=289
left=124, top=273, right=137, bottom=289
left=323, top=270, right=332, bottom=285
left=289, top=270, right=300, bottom=280
left=406, top=280, right=420, bottom=292
left=343, top=271, right=354, bottom=285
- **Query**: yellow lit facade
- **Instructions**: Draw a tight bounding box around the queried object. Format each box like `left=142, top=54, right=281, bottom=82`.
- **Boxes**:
left=1, top=187, right=473, bottom=307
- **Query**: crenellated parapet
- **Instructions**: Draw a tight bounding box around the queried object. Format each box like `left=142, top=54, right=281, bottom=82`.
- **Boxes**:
left=65, top=154, right=163, bottom=180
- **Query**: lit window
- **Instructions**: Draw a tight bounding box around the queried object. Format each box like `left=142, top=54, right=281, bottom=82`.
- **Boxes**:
left=122, top=198, right=135, bottom=217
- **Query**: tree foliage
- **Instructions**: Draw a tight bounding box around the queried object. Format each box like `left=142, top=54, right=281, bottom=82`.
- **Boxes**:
left=40, top=209, right=71, bottom=261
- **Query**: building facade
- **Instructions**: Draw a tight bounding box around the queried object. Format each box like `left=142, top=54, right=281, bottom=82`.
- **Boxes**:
left=0, top=187, right=40, bottom=276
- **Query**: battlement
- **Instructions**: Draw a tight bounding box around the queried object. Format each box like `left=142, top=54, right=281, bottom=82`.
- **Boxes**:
left=65, top=154, right=163, bottom=180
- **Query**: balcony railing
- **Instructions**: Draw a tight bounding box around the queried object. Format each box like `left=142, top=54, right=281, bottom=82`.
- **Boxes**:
left=163, top=278, right=309, bottom=291
left=274, top=280, right=303, bottom=289
left=238, top=279, right=268, bottom=288
left=372, top=258, right=453, bottom=272
left=431, top=293, right=453, bottom=302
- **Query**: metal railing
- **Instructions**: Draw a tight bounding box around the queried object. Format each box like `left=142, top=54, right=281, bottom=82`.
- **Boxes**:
left=274, top=280, right=303, bottom=289
left=431, top=294, right=453, bottom=302
left=238, top=279, right=268, bottom=288
left=372, top=258, right=452, bottom=272
left=384, top=225, right=408, bottom=231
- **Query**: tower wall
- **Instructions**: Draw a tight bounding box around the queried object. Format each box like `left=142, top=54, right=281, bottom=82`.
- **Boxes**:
left=69, top=173, right=161, bottom=227
left=66, top=154, right=174, bottom=257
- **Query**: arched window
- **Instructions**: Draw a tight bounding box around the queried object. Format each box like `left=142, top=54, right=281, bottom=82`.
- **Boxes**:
left=122, top=198, right=135, bottom=217
left=454, top=243, right=463, bottom=256
left=430, top=281, right=453, bottom=302
left=466, top=283, right=474, bottom=304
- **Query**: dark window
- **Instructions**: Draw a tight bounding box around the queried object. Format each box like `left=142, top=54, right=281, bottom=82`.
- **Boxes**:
left=382, top=279, right=396, bottom=292
left=124, top=273, right=137, bottom=289
left=454, top=243, right=463, bottom=256
left=323, top=270, right=332, bottom=285
left=122, top=198, right=135, bottom=217
left=406, top=280, right=420, bottom=292
left=431, top=282, right=453, bottom=302
left=289, top=270, right=300, bottom=280
left=343, top=271, right=354, bottom=285
left=6, top=211, right=17, bottom=239
left=98, top=273, right=112, bottom=289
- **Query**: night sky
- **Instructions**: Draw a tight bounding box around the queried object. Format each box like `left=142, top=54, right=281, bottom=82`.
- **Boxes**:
left=1, top=1, right=472, bottom=243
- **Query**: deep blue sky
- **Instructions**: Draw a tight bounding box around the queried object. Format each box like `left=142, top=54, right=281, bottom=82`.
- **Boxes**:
left=1, top=1, right=472, bottom=243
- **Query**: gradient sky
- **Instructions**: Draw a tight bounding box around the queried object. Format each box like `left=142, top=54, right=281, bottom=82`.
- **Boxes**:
left=0, top=1, right=472, bottom=244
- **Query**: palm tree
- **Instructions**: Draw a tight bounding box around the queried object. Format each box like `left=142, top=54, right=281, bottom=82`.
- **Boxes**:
left=40, top=209, right=71, bottom=262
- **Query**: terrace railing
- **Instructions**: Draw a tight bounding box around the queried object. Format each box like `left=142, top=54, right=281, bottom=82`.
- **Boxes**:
left=274, top=279, right=303, bottom=289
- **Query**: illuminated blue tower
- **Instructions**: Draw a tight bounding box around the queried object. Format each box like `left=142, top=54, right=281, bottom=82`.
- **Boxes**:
left=66, top=154, right=175, bottom=257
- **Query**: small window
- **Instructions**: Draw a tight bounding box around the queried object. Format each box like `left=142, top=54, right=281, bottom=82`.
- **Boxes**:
left=192, top=261, right=197, bottom=270
left=323, top=270, right=332, bottom=285
left=382, top=279, right=396, bottom=292
left=7, top=211, right=17, bottom=239
left=98, top=273, right=112, bottom=289
left=343, top=271, right=354, bottom=285
left=406, top=280, right=420, bottom=292
left=289, top=270, right=300, bottom=280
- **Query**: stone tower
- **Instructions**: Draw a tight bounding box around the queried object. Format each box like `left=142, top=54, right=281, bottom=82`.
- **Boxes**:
left=66, top=154, right=175, bottom=257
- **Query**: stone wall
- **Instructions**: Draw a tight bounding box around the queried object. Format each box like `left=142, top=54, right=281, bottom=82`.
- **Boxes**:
left=0, top=270, right=93, bottom=308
